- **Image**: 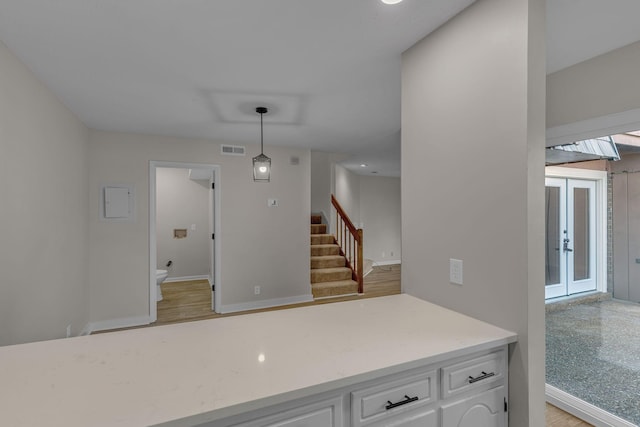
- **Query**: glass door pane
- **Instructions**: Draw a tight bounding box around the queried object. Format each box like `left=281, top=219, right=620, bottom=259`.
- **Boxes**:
left=545, top=177, right=567, bottom=299
left=573, top=187, right=590, bottom=281
left=546, top=186, right=561, bottom=286
left=567, top=179, right=597, bottom=295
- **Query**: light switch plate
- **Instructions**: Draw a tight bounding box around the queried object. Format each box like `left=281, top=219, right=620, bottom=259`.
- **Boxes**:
left=450, top=258, right=463, bottom=285
left=267, top=198, right=279, bottom=207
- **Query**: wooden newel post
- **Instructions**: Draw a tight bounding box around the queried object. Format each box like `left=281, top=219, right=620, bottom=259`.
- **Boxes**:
left=357, top=228, right=363, bottom=294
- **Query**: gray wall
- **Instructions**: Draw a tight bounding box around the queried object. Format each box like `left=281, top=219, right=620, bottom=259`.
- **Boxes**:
left=334, top=165, right=361, bottom=223
left=360, top=175, right=401, bottom=264
left=401, top=0, right=546, bottom=425
left=0, top=40, right=90, bottom=345
left=547, top=40, right=640, bottom=136
left=610, top=154, right=640, bottom=302
left=310, top=151, right=348, bottom=227
left=334, top=165, right=401, bottom=264
left=89, top=130, right=311, bottom=324
left=156, top=168, right=210, bottom=280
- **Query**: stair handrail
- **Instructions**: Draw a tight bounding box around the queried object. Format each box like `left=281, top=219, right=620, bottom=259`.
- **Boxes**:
left=331, top=194, right=363, bottom=293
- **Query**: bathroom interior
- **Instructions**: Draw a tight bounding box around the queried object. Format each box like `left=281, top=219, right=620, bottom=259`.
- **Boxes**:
left=155, top=166, right=214, bottom=314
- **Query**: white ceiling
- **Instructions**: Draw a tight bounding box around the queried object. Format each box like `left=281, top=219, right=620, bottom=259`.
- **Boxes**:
left=1, top=1, right=640, bottom=177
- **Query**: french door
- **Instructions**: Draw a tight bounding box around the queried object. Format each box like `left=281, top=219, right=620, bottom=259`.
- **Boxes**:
left=545, top=177, right=597, bottom=299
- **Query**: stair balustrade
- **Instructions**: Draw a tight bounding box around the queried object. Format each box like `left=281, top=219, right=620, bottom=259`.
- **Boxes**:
left=331, top=195, right=364, bottom=293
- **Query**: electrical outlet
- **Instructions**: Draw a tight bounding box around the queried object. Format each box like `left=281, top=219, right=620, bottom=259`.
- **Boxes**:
left=382, top=251, right=386, bottom=258
left=254, top=285, right=261, bottom=295
left=390, top=251, right=394, bottom=257
left=66, top=325, right=72, bottom=338
left=450, top=259, right=463, bottom=285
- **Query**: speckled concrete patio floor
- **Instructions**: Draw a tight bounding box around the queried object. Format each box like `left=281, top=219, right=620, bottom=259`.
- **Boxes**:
left=546, top=298, right=640, bottom=425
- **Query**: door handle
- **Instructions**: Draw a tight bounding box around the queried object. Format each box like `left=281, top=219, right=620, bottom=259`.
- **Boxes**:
left=563, top=239, right=573, bottom=252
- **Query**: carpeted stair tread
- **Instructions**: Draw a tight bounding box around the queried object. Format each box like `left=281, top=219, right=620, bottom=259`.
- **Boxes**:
left=311, top=255, right=346, bottom=269
left=310, top=223, right=327, bottom=234
left=311, top=267, right=352, bottom=283
left=309, top=214, right=357, bottom=298
left=312, top=280, right=359, bottom=298
left=311, top=244, right=340, bottom=256
left=311, top=234, right=335, bottom=245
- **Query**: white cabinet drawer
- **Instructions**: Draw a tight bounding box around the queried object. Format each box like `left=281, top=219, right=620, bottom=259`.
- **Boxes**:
left=351, top=370, right=437, bottom=426
left=227, top=397, right=343, bottom=427
left=441, top=350, right=505, bottom=398
left=367, top=407, right=438, bottom=427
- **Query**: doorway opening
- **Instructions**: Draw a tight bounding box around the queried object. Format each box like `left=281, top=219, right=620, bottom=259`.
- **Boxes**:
left=545, top=177, right=597, bottom=299
left=149, top=161, right=221, bottom=323
left=545, top=113, right=640, bottom=426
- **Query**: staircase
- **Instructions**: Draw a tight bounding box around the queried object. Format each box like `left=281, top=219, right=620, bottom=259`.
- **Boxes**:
left=310, top=214, right=359, bottom=298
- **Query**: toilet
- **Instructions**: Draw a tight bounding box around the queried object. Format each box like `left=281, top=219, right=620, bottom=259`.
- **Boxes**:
left=156, top=269, right=169, bottom=301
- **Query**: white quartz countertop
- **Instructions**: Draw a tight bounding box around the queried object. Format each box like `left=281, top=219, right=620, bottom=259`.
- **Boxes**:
left=0, top=294, right=516, bottom=427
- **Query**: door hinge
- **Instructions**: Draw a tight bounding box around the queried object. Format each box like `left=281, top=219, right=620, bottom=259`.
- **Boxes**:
left=211, top=182, right=215, bottom=189
left=212, top=233, right=215, bottom=239
left=504, top=397, right=508, bottom=412
left=211, top=284, right=215, bottom=292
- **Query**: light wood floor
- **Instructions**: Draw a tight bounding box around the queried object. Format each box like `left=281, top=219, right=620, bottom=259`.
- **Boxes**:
left=104, top=263, right=591, bottom=426
left=546, top=404, right=593, bottom=426
left=154, top=263, right=401, bottom=326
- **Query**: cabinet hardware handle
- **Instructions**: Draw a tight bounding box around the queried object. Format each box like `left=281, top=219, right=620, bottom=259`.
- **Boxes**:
left=468, top=371, right=495, bottom=384
left=385, top=395, right=419, bottom=410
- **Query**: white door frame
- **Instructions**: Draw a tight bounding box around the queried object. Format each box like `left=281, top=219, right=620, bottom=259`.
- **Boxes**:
left=545, top=109, right=640, bottom=425
left=545, top=177, right=567, bottom=299
left=149, top=161, right=222, bottom=322
left=545, top=167, right=607, bottom=298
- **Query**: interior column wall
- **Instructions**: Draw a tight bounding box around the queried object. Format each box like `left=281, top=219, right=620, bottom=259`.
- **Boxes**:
left=401, top=0, right=545, bottom=424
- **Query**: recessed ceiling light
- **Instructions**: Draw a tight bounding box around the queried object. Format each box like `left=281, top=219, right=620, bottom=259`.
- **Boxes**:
left=360, top=164, right=368, bottom=167
left=381, top=0, right=403, bottom=4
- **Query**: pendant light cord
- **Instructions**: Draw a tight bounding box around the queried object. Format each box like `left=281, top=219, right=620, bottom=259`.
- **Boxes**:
left=260, top=111, right=264, bottom=155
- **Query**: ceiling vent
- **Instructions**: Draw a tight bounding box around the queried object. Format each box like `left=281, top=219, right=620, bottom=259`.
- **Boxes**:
left=221, top=145, right=246, bottom=156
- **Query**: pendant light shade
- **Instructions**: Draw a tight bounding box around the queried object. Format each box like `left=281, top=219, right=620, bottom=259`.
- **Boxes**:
left=253, top=107, right=271, bottom=182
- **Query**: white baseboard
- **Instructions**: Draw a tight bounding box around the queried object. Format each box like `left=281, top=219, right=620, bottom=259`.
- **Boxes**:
left=79, top=323, right=92, bottom=336
left=373, top=260, right=401, bottom=266
left=87, top=315, right=153, bottom=334
left=165, top=275, right=209, bottom=283
left=546, top=384, right=637, bottom=427
left=219, top=295, right=314, bottom=314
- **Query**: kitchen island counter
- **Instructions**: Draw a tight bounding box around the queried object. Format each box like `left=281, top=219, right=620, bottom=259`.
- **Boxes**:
left=0, top=294, right=516, bottom=426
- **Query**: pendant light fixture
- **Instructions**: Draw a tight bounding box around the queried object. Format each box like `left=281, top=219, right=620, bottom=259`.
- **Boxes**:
left=253, top=106, right=271, bottom=182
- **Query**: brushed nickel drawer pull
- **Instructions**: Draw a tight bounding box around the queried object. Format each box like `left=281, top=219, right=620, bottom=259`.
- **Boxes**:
left=385, top=395, right=419, bottom=410
left=468, top=371, right=495, bottom=384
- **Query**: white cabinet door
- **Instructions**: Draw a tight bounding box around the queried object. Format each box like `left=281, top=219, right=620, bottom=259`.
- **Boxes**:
left=441, top=386, right=505, bottom=427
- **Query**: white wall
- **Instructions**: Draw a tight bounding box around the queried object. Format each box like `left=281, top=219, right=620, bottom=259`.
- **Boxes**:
left=0, top=40, right=90, bottom=345
left=156, top=168, right=210, bottom=280
left=401, top=0, right=546, bottom=425
left=89, top=131, right=311, bottom=325
left=360, top=176, right=401, bottom=264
